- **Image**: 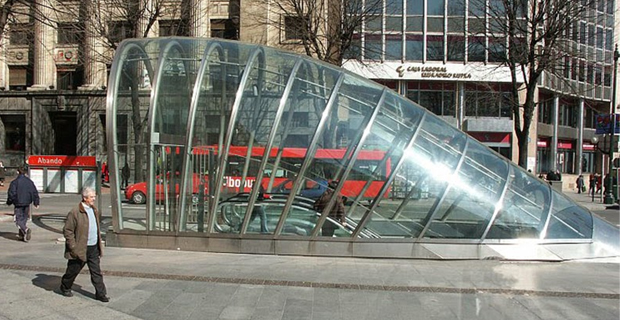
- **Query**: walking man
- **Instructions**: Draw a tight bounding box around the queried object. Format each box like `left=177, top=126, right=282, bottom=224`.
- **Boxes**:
left=60, top=187, right=109, bottom=302
left=313, top=181, right=346, bottom=237
left=6, top=166, right=40, bottom=242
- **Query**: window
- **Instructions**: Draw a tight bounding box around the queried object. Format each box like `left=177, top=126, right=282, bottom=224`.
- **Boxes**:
left=57, top=69, right=84, bottom=90
left=405, top=34, right=423, bottom=61
left=488, top=37, right=506, bottom=62
left=406, top=0, right=423, bottom=15
left=57, top=23, right=81, bottom=44
left=409, top=83, right=455, bottom=117
left=292, top=112, right=308, bottom=127
left=108, top=21, right=133, bottom=44
left=9, top=67, right=32, bottom=90
left=364, top=34, right=382, bottom=60
left=9, top=24, right=32, bottom=46
left=1, top=115, right=26, bottom=152
left=210, top=19, right=237, bottom=39
left=465, top=86, right=509, bottom=117
left=159, top=20, right=188, bottom=37
left=427, top=35, right=444, bottom=61
left=427, top=0, right=444, bottom=15
left=283, top=16, right=306, bottom=41
left=537, top=98, right=553, bottom=124
left=447, top=35, right=465, bottom=61
left=468, top=37, right=485, bottom=62
left=385, top=35, right=403, bottom=60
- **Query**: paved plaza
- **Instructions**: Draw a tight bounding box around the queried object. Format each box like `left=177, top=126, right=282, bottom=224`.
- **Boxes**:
left=0, top=183, right=618, bottom=320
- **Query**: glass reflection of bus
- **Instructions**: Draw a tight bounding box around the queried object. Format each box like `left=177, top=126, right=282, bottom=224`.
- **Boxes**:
left=125, top=145, right=390, bottom=204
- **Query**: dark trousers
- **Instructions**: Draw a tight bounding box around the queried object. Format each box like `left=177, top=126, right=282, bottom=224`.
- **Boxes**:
left=249, top=206, right=268, bottom=233
left=321, top=220, right=338, bottom=237
left=60, top=245, right=106, bottom=297
left=14, top=206, right=30, bottom=233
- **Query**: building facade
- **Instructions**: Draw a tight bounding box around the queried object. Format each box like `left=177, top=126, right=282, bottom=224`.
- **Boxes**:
left=336, top=0, right=618, bottom=179
left=0, top=0, right=617, bottom=183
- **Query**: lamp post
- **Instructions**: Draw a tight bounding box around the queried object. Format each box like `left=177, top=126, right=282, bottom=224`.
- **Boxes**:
left=604, top=45, right=619, bottom=204
left=591, top=136, right=599, bottom=202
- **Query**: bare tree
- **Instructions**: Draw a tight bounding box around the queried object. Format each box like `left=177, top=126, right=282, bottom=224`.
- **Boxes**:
left=468, top=0, right=600, bottom=168
left=69, top=0, right=190, bottom=182
left=249, top=0, right=384, bottom=66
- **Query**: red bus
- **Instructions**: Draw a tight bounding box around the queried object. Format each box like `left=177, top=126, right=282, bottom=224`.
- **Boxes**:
left=125, top=145, right=390, bottom=204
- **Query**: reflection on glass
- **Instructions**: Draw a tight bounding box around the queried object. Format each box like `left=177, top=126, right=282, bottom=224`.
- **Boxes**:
left=106, top=38, right=617, bottom=261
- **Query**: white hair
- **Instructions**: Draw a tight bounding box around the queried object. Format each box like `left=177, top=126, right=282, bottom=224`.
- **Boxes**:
left=82, top=186, right=96, bottom=198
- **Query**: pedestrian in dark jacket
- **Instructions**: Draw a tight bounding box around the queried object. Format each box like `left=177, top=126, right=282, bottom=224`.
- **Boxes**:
left=60, top=187, right=109, bottom=302
left=0, top=161, right=6, bottom=186
left=576, top=175, right=584, bottom=194
left=6, top=166, right=39, bottom=242
left=313, top=181, right=346, bottom=237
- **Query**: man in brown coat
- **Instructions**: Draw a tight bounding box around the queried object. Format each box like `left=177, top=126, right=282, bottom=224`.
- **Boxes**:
left=313, top=180, right=346, bottom=237
left=59, top=187, right=109, bottom=302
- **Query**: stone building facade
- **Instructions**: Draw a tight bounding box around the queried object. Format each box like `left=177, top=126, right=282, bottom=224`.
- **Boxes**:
left=0, top=0, right=617, bottom=182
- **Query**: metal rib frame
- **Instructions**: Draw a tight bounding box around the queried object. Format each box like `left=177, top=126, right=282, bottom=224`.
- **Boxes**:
left=177, top=41, right=225, bottom=232
left=272, top=72, right=346, bottom=238
left=309, top=88, right=388, bottom=238
left=209, top=46, right=266, bottom=231
left=352, top=113, right=428, bottom=239
left=107, top=41, right=154, bottom=232
left=237, top=57, right=305, bottom=235
left=415, top=138, right=471, bottom=241
left=147, top=39, right=188, bottom=232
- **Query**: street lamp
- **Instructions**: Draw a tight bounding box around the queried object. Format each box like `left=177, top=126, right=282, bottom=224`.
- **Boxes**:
left=591, top=136, right=599, bottom=202
left=604, top=45, right=619, bottom=204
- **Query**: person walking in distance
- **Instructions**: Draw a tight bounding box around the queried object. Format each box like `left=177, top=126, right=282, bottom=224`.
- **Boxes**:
left=313, top=180, right=346, bottom=237
left=0, top=161, right=7, bottom=187
left=121, top=161, right=130, bottom=189
left=576, top=174, right=585, bottom=194
left=59, top=187, right=110, bottom=302
left=6, top=166, right=40, bottom=242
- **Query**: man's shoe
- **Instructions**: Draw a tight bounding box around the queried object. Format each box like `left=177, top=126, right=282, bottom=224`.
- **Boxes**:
left=24, top=228, right=31, bottom=242
left=60, top=290, right=73, bottom=297
left=17, top=229, right=23, bottom=240
left=95, top=295, right=110, bottom=302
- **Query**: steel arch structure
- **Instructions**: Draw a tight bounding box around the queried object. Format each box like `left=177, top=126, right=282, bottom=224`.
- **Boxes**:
left=106, top=38, right=619, bottom=261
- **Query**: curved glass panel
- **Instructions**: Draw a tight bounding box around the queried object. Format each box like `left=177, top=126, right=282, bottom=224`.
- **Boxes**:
left=150, top=41, right=195, bottom=232
left=545, top=192, right=593, bottom=239
left=425, top=141, right=508, bottom=239
left=110, top=42, right=156, bottom=231
left=487, top=169, right=550, bottom=239
left=105, top=38, right=619, bottom=260
left=353, top=94, right=426, bottom=238
left=308, top=75, right=385, bottom=238
left=273, top=63, right=341, bottom=236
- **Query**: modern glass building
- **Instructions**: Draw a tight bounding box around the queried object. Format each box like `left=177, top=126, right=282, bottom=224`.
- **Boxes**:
left=106, top=37, right=619, bottom=261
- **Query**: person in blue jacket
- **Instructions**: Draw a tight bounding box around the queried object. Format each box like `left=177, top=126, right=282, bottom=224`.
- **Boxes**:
left=6, top=166, right=40, bottom=242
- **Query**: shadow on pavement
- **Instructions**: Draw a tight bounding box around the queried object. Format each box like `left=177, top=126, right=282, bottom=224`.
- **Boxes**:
left=32, top=273, right=63, bottom=292
left=0, top=231, right=20, bottom=241
left=32, top=273, right=94, bottom=299
left=31, top=215, right=64, bottom=235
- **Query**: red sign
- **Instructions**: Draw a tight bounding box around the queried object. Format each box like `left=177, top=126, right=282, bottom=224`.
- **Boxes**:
left=537, top=139, right=548, bottom=148
left=27, top=156, right=97, bottom=168
left=557, top=140, right=574, bottom=149
left=468, top=132, right=511, bottom=144
left=583, top=143, right=596, bottom=151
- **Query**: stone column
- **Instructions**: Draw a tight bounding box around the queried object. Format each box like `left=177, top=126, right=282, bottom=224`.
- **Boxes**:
left=551, top=95, right=559, bottom=172
left=189, top=0, right=210, bottom=37
left=80, top=0, right=106, bottom=89
left=0, top=33, right=7, bottom=90
left=457, top=82, right=464, bottom=130
left=29, top=0, right=55, bottom=90
left=576, top=98, right=584, bottom=175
